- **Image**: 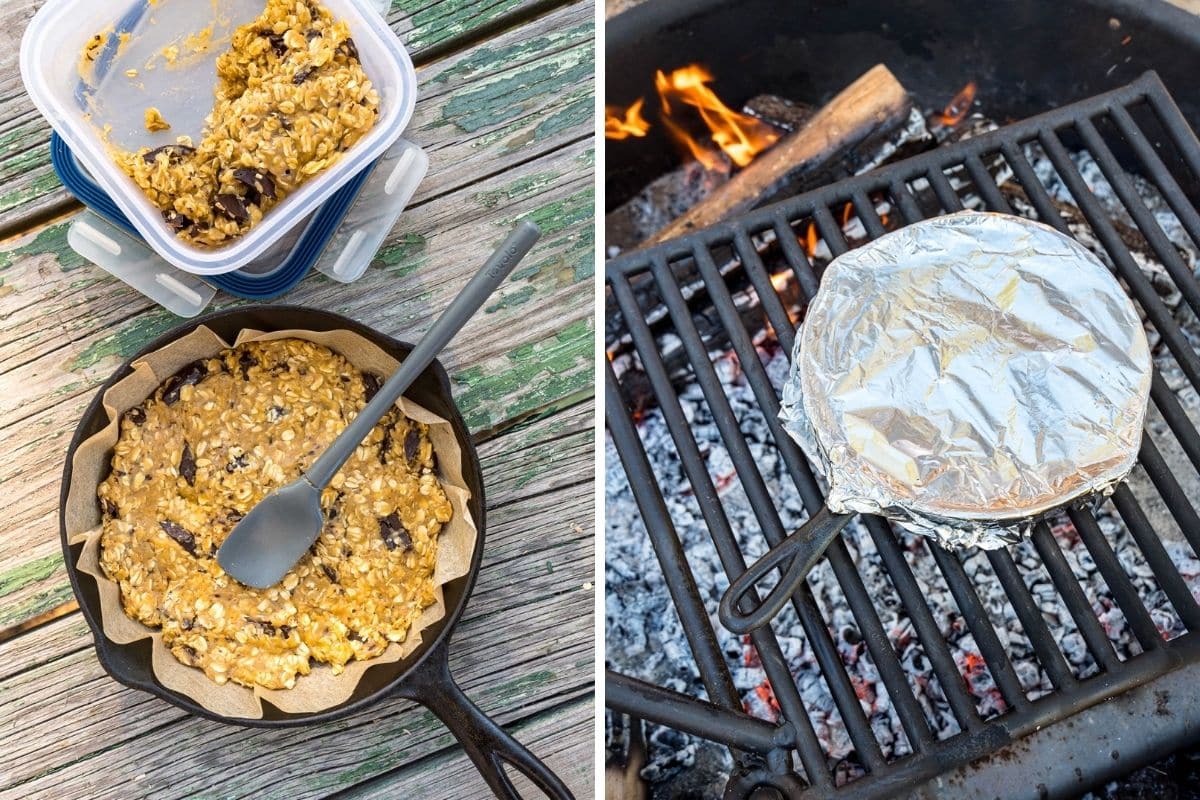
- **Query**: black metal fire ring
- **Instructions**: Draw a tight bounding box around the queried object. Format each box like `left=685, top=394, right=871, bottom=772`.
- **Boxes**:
left=605, top=71, right=1200, bottom=798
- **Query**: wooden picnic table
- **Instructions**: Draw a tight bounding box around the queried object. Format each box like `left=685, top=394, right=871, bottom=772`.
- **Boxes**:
left=0, top=0, right=595, bottom=797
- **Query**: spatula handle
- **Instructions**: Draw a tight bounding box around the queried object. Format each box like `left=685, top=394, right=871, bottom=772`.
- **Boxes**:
left=306, top=221, right=541, bottom=489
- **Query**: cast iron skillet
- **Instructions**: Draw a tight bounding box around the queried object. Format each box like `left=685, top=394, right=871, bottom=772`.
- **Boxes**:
left=59, top=305, right=573, bottom=799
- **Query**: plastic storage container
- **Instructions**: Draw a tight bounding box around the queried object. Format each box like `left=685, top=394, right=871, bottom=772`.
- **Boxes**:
left=20, top=0, right=416, bottom=275
left=57, top=133, right=428, bottom=316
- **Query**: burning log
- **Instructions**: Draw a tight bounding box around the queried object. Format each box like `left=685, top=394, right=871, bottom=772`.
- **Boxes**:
left=644, top=65, right=913, bottom=246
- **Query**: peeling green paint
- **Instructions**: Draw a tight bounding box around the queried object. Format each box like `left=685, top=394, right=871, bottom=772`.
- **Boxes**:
left=429, top=22, right=593, bottom=85
left=68, top=310, right=181, bottom=371
left=452, top=318, right=593, bottom=431
left=0, top=222, right=87, bottom=273
left=0, top=553, right=63, bottom=598
left=0, top=171, right=62, bottom=215
left=395, top=0, right=527, bottom=52
left=0, top=582, right=74, bottom=627
left=484, top=284, right=535, bottom=313
left=477, top=170, right=560, bottom=208
left=374, top=232, right=429, bottom=278
left=437, top=44, right=593, bottom=134
left=495, top=669, right=556, bottom=702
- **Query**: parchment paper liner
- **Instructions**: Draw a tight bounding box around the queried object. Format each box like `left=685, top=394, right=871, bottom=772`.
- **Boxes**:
left=65, top=325, right=476, bottom=719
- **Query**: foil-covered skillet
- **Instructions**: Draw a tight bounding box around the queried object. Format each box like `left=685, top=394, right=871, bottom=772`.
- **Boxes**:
left=720, top=212, right=1152, bottom=635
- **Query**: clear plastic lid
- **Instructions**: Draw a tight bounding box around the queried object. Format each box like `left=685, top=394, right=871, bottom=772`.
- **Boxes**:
left=69, top=138, right=429, bottom=316
left=21, top=0, right=416, bottom=276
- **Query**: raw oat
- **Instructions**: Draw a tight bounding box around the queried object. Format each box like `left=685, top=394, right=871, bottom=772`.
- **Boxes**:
left=110, top=0, right=380, bottom=248
left=97, top=339, right=452, bottom=690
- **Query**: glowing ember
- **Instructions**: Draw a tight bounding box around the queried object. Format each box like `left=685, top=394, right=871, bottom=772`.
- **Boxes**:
left=605, top=98, right=650, bottom=140
left=655, top=65, right=781, bottom=171
left=770, top=269, right=791, bottom=292
left=939, top=80, right=978, bottom=127
left=841, top=202, right=854, bottom=227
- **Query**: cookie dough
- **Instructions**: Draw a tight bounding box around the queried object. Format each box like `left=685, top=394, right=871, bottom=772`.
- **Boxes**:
left=111, top=0, right=380, bottom=247
left=97, top=339, right=452, bottom=690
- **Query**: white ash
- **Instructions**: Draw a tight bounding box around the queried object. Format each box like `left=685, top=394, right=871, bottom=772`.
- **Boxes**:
left=606, top=340, right=1200, bottom=793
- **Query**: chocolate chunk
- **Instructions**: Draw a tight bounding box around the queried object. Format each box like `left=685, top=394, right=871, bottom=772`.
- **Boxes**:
left=142, top=144, right=196, bottom=164
left=321, top=564, right=338, bottom=583
left=293, top=66, right=317, bottom=84
left=379, top=420, right=394, bottom=464
left=265, top=32, right=287, bottom=56
left=101, top=498, right=119, bottom=518
left=224, top=508, right=243, bottom=524
left=246, top=617, right=286, bottom=636
left=342, top=545, right=353, bottom=557
left=347, top=630, right=363, bottom=642
left=163, top=209, right=193, bottom=232
left=379, top=512, right=412, bottom=551
left=160, top=520, right=197, bottom=555
left=338, top=37, right=359, bottom=61
left=278, top=624, right=293, bottom=638
left=362, top=373, right=382, bottom=403
left=215, top=193, right=250, bottom=222
left=179, top=644, right=199, bottom=661
left=179, top=441, right=196, bottom=486
left=404, top=428, right=421, bottom=463
left=238, top=349, right=258, bottom=379
left=305, top=29, right=322, bottom=41
left=161, top=361, right=207, bottom=405
left=225, top=453, right=249, bottom=473
left=233, top=168, right=277, bottom=202
left=124, top=406, right=147, bottom=425
left=181, top=617, right=194, bottom=631
left=267, top=405, right=288, bottom=422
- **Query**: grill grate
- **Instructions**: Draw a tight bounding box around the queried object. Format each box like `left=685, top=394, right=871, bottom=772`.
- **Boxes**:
left=604, top=71, right=1200, bottom=798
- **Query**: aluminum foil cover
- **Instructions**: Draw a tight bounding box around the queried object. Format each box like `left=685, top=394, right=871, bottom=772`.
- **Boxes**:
left=779, top=212, right=1152, bottom=549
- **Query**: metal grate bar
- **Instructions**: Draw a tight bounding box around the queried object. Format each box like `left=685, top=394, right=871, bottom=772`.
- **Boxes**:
left=1067, top=507, right=1165, bottom=650
left=963, top=153, right=1013, bottom=214
left=1144, top=89, right=1200, bottom=198
left=608, top=671, right=787, bottom=755
left=604, top=360, right=743, bottom=709
left=985, top=549, right=1078, bottom=690
left=607, top=73, right=1200, bottom=797
left=772, top=213, right=821, bottom=299
left=1028, top=522, right=1122, bottom=673
left=1039, top=129, right=1200, bottom=394
left=1150, top=374, right=1200, bottom=475
left=1108, top=103, right=1200, bottom=252
left=610, top=268, right=879, bottom=773
left=1077, top=117, right=1200, bottom=319
left=999, top=141, right=1067, bottom=227
left=925, top=167, right=965, bottom=213
left=653, top=246, right=937, bottom=757
left=1109, top=484, right=1200, bottom=631
left=924, top=544, right=1030, bottom=710
left=1135, top=437, right=1200, bottom=556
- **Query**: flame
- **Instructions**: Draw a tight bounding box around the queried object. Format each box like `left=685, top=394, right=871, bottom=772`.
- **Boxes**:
left=803, top=222, right=819, bottom=258
left=939, top=80, right=977, bottom=127
left=655, top=65, right=781, bottom=170
left=841, top=202, right=854, bottom=227
left=770, top=270, right=791, bottom=292
left=605, top=98, right=650, bottom=140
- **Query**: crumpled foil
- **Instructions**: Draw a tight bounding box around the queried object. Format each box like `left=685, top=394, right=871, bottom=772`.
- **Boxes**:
left=779, top=212, right=1152, bottom=549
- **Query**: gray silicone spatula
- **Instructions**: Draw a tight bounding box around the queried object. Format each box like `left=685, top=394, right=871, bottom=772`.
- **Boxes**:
left=217, top=221, right=542, bottom=588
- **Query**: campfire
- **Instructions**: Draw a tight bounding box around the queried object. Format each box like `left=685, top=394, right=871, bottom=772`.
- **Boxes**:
left=605, top=58, right=1200, bottom=797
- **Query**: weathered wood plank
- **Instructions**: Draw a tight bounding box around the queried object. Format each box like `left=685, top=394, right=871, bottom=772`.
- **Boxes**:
left=0, top=481, right=593, bottom=799
left=343, top=696, right=595, bottom=799
left=0, top=0, right=579, bottom=231
left=0, top=389, right=590, bottom=637
left=0, top=0, right=594, bottom=634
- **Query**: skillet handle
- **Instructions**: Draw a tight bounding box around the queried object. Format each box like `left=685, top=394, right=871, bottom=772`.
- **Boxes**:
left=719, top=506, right=854, bottom=635
left=398, top=641, right=575, bottom=800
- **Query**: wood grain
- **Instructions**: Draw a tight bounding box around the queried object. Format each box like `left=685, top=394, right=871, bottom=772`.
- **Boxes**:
left=0, top=1, right=594, bottom=635
left=646, top=64, right=911, bottom=245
